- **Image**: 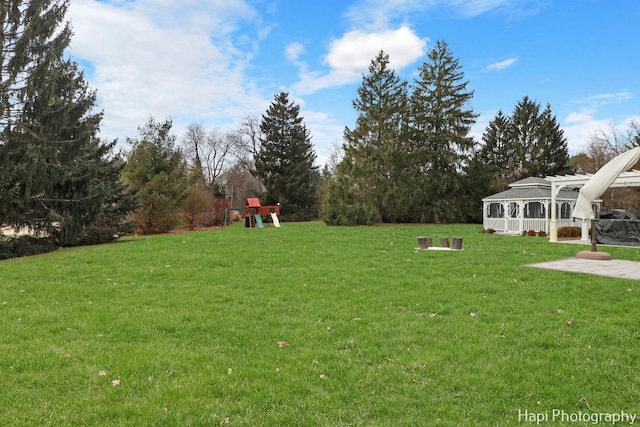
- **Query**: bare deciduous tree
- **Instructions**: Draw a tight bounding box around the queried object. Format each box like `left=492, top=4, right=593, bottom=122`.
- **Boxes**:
left=182, top=123, right=235, bottom=193
left=234, top=115, right=263, bottom=174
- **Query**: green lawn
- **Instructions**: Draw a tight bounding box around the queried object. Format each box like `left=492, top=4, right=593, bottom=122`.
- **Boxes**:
left=1, top=222, right=639, bottom=426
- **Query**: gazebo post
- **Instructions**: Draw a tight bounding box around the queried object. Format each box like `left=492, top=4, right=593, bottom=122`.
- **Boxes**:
left=549, top=181, right=559, bottom=242
left=580, top=219, right=589, bottom=241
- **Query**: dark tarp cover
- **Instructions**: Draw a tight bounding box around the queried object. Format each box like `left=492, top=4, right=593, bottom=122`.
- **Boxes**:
left=595, top=220, right=640, bottom=247
left=599, top=209, right=636, bottom=220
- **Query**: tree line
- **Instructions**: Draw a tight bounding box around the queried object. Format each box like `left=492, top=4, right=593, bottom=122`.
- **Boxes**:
left=2, top=1, right=639, bottom=258
left=323, top=42, right=570, bottom=225
left=0, top=0, right=320, bottom=258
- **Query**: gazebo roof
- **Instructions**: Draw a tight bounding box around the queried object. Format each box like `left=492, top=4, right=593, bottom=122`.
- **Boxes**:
left=483, top=177, right=578, bottom=201
left=483, top=187, right=578, bottom=201
left=483, top=169, right=640, bottom=205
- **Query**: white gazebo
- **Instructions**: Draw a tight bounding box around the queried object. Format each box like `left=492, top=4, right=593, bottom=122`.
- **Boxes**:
left=482, top=177, right=585, bottom=235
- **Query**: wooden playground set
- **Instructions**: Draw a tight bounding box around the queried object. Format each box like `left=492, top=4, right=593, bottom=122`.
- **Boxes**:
left=242, top=198, right=281, bottom=228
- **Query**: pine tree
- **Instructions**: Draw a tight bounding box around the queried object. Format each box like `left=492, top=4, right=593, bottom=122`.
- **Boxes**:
left=0, top=1, right=72, bottom=130
left=510, top=96, right=542, bottom=178
left=481, top=96, right=570, bottom=184
left=123, top=117, right=188, bottom=234
left=75, top=140, right=138, bottom=245
left=324, top=51, right=410, bottom=224
left=0, top=0, right=73, bottom=229
left=255, top=91, right=318, bottom=220
left=534, top=103, right=571, bottom=176
left=0, top=1, right=136, bottom=246
left=478, top=110, right=514, bottom=191
left=410, top=40, right=478, bottom=223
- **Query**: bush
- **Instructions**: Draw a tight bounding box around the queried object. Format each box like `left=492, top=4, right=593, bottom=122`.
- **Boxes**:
left=538, top=231, right=547, bottom=237
left=182, top=186, right=213, bottom=230
left=322, top=202, right=377, bottom=226
left=321, top=178, right=378, bottom=226
left=0, top=235, right=57, bottom=260
left=136, top=189, right=182, bottom=234
left=557, top=226, right=581, bottom=238
left=527, top=230, right=536, bottom=236
left=281, top=207, right=318, bottom=222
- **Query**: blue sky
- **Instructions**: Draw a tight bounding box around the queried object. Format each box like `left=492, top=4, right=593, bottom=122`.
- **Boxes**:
left=67, top=0, right=640, bottom=165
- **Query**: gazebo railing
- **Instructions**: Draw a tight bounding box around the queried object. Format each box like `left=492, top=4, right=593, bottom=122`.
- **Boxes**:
left=522, top=219, right=547, bottom=233
left=484, top=217, right=579, bottom=234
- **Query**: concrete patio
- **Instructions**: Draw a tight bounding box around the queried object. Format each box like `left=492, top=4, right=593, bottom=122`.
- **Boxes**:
left=526, top=257, right=640, bottom=281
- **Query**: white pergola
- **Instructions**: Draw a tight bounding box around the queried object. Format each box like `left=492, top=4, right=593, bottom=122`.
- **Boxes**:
left=547, top=170, right=640, bottom=242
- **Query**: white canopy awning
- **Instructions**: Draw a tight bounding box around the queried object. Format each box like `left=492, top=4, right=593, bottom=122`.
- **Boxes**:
left=546, top=153, right=640, bottom=242
left=573, top=147, right=640, bottom=220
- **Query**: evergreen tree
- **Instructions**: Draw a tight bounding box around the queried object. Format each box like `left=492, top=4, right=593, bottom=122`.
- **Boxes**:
left=0, top=0, right=73, bottom=230
left=323, top=51, right=410, bottom=224
left=76, top=142, right=138, bottom=245
left=0, top=0, right=72, bottom=130
left=480, top=96, right=570, bottom=185
left=478, top=110, right=514, bottom=191
left=510, top=96, right=542, bottom=178
left=255, top=91, right=318, bottom=220
left=0, top=1, right=136, bottom=246
left=534, top=103, right=571, bottom=176
left=410, top=40, right=478, bottom=223
left=460, top=154, right=499, bottom=223
left=123, top=117, right=188, bottom=234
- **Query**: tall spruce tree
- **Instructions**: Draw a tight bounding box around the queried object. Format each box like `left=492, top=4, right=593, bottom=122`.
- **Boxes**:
left=0, top=0, right=136, bottom=246
left=0, top=0, right=71, bottom=130
left=323, top=51, right=410, bottom=224
left=0, top=0, right=72, bottom=229
left=480, top=96, right=570, bottom=186
left=534, top=103, right=571, bottom=177
left=255, top=91, right=318, bottom=220
left=410, top=40, right=478, bottom=223
left=510, top=96, right=542, bottom=179
left=478, top=110, right=514, bottom=192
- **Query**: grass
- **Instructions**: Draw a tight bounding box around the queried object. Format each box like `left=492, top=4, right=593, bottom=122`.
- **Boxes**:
left=1, top=222, right=639, bottom=426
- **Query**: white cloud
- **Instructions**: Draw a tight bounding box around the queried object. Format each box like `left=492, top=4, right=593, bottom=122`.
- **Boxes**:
left=286, top=42, right=306, bottom=63
left=300, top=109, right=346, bottom=166
left=487, top=57, right=518, bottom=71
left=292, top=26, right=427, bottom=95
left=561, top=92, right=636, bottom=153
left=345, top=0, right=426, bottom=31
left=562, top=115, right=640, bottom=155
left=574, top=91, right=633, bottom=108
left=326, top=27, right=426, bottom=71
left=345, top=0, right=543, bottom=30
left=67, top=0, right=269, bottom=143
left=565, top=109, right=595, bottom=124
left=562, top=119, right=611, bottom=154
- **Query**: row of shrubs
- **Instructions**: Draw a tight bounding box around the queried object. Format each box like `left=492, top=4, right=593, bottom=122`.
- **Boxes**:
left=482, top=226, right=582, bottom=238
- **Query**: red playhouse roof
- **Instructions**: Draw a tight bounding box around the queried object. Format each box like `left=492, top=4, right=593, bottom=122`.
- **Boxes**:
left=246, top=198, right=261, bottom=208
